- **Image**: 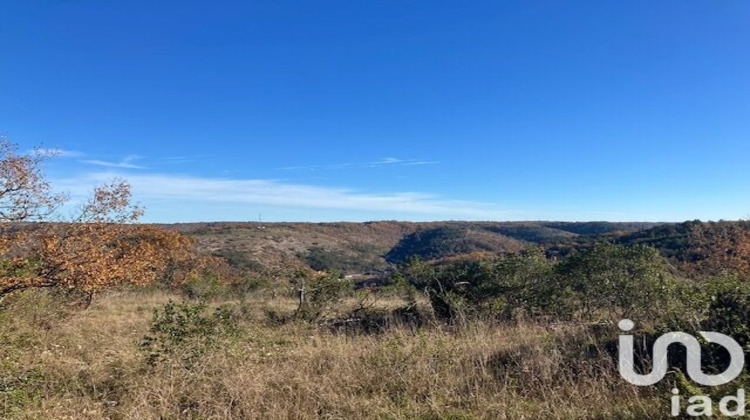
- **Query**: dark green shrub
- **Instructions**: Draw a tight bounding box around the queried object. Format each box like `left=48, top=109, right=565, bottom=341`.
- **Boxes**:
left=471, top=249, right=557, bottom=319
left=180, top=274, right=226, bottom=300
left=401, top=244, right=683, bottom=325
left=703, top=274, right=750, bottom=348
left=294, top=271, right=352, bottom=321
left=555, top=244, right=678, bottom=321
left=400, top=250, right=556, bottom=323
left=140, top=301, right=239, bottom=367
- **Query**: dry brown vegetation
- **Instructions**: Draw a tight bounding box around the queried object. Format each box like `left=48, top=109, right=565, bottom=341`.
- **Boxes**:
left=0, top=290, right=667, bottom=420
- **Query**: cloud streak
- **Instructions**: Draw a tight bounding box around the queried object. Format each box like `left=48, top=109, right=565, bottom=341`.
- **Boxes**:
left=80, top=155, right=145, bottom=169
left=56, top=171, right=512, bottom=221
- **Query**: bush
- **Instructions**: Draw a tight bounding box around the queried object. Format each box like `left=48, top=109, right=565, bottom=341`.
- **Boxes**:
left=703, top=274, right=750, bottom=347
left=555, top=244, right=678, bottom=321
left=472, top=249, right=557, bottom=319
left=140, top=301, right=239, bottom=367
left=180, top=274, right=226, bottom=300
left=293, top=271, right=352, bottom=321
left=401, top=244, right=683, bottom=325
left=400, top=250, right=556, bottom=323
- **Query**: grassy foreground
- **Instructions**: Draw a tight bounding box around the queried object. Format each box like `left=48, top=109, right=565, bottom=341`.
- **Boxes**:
left=1, top=290, right=668, bottom=419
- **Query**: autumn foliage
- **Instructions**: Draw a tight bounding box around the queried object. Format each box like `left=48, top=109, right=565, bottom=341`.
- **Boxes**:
left=685, top=220, right=750, bottom=276
left=0, top=138, right=198, bottom=301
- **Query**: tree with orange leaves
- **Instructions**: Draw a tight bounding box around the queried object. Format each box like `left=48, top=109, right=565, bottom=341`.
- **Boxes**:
left=0, top=143, right=67, bottom=222
left=0, top=138, right=198, bottom=302
left=685, top=220, right=750, bottom=277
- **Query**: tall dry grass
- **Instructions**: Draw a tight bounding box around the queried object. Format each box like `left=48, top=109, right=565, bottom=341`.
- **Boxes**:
left=1, top=290, right=667, bottom=419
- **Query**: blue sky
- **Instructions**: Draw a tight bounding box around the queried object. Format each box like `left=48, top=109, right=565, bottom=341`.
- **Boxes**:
left=2, top=0, right=749, bottom=222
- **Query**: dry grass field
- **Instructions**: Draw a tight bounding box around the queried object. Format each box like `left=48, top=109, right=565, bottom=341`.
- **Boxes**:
left=1, top=289, right=667, bottom=420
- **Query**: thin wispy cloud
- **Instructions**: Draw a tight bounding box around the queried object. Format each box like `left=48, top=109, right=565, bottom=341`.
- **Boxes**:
left=280, top=157, right=438, bottom=171
left=56, top=171, right=510, bottom=221
left=80, top=155, right=145, bottom=169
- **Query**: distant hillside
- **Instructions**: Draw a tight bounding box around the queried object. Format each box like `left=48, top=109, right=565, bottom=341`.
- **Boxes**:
left=614, top=220, right=750, bottom=276
left=168, top=221, right=659, bottom=274
left=167, top=221, right=417, bottom=274
left=384, top=225, right=525, bottom=264
left=543, top=221, right=662, bottom=236
left=615, top=221, right=695, bottom=259
left=482, top=223, right=577, bottom=243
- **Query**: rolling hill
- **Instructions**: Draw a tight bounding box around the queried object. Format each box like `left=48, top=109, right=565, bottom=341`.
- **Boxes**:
left=168, top=221, right=664, bottom=274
